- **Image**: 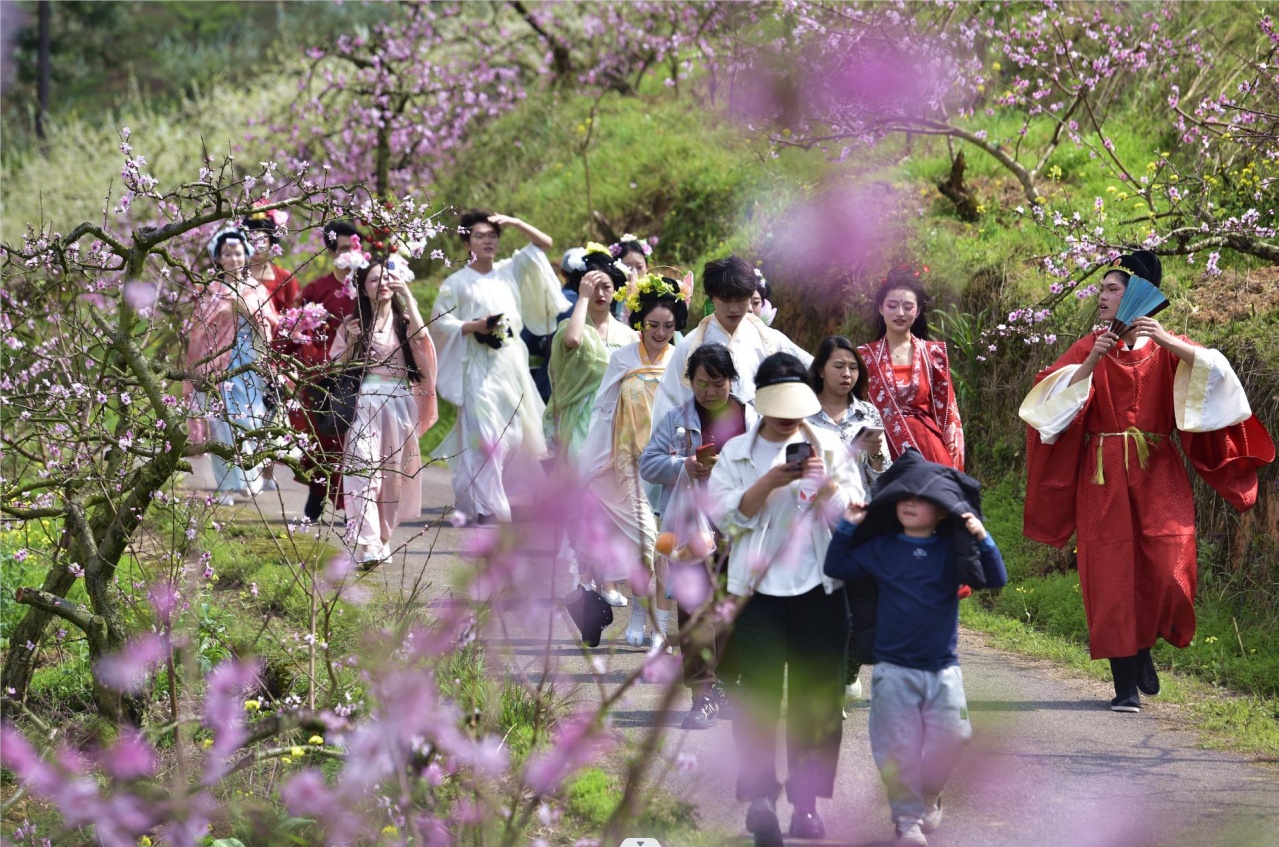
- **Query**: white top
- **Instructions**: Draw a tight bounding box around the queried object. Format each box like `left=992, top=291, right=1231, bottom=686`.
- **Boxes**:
left=650, top=313, right=813, bottom=435
left=428, top=245, right=570, bottom=459
left=708, top=420, right=863, bottom=598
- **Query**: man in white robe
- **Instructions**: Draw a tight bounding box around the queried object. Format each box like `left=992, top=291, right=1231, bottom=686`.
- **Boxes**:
left=651, top=256, right=812, bottom=433
left=429, top=210, right=569, bottom=524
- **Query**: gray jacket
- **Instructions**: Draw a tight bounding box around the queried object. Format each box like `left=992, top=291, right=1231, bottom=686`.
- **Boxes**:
left=639, top=397, right=758, bottom=515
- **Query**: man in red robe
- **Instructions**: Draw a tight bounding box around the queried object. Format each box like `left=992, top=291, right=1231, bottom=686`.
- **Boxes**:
left=1020, top=251, right=1273, bottom=712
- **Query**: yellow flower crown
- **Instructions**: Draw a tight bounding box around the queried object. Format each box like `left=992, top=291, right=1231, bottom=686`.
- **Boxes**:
left=613, top=272, right=686, bottom=314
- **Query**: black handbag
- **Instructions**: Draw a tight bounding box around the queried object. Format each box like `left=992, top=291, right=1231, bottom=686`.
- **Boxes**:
left=313, top=367, right=364, bottom=438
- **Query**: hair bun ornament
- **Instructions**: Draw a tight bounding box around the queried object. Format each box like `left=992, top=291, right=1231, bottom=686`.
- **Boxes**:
left=248, top=200, right=290, bottom=228
left=609, top=233, right=655, bottom=258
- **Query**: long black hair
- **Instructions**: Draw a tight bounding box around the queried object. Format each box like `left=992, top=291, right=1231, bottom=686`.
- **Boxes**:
left=872, top=267, right=932, bottom=340
left=809, top=335, right=869, bottom=400
left=353, top=262, right=422, bottom=384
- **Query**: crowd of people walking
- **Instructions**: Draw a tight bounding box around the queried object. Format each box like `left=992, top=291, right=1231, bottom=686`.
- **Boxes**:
left=183, top=212, right=1272, bottom=847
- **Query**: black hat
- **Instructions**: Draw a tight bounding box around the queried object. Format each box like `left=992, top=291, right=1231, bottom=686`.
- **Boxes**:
left=563, top=585, right=614, bottom=647
left=1108, top=250, right=1162, bottom=288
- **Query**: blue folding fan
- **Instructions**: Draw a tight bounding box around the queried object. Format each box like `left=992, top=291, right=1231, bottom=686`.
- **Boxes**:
left=1109, top=274, right=1169, bottom=336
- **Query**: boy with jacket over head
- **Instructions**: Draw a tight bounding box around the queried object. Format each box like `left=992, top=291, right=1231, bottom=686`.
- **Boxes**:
left=823, top=448, right=1007, bottom=847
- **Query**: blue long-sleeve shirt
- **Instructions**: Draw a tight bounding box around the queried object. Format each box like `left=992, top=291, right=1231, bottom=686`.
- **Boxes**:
left=824, top=520, right=1008, bottom=671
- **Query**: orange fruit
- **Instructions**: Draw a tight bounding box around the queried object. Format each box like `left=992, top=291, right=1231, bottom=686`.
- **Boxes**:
left=656, top=532, right=677, bottom=556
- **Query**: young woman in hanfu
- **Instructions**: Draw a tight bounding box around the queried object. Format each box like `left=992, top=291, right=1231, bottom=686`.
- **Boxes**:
left=429, top=210, right=569, bottom=526
left=184, top=227, right=281, bottom=506
left=858, top=267, right=965, bottom=471
left=330, top=258, right=438, bottom=568
left=1019, top=251, right=1274, bottom=713
left=543, top=244, right=637, bottom=466
left=577, top=274, right=689, bottom=646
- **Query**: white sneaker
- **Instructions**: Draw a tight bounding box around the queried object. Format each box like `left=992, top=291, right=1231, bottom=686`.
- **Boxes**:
left=921, top=795, right=943, bottom=834
left=599, top=589, right=629, bottom=607
left=624, top=628, right=648, bottom=648
left=647, top=631, right=669, bottom=656
left=895, top=821, right=928, bottom=846
left=845, top=679, right=865, bottom=703
left=213, top=493, right=236, bottom=507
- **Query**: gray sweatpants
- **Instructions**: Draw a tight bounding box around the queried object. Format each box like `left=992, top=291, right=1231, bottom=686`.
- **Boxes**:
left=868, top=662, right=972, bottom=826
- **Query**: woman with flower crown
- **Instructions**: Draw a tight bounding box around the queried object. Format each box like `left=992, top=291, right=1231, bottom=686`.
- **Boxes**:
left=184, top=227, right=281, bottom=506
left=429, top=209, right=568, bottom=525
left=543, top=244, right=637, bottom=465
left=610, top=233, right=656, bottom=279
left=858, top=266, right=965, bottom=470
left=576, top=273, right=689, bottom=644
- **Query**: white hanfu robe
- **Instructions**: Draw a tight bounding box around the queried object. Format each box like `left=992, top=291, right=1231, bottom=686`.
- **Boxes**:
left=429, top=245, right=569, bottom=521
left=650, top=313, right=812, bottom=435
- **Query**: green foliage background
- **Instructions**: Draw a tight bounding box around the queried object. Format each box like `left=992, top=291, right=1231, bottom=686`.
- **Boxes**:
left=2, top=0, right=1276, bottom=705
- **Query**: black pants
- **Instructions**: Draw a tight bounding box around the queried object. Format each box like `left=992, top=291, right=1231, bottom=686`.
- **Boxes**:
left=733, top=586, right=849, bottom=806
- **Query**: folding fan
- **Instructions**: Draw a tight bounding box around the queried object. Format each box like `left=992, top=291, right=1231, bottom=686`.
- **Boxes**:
left=1109, top=275, right=1169, bottom=336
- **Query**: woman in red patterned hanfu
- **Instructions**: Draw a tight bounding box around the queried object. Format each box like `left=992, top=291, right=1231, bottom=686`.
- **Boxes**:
left=858, top=267, right=964, bottom=471
left=1020, top=251, right=1273, bottom=713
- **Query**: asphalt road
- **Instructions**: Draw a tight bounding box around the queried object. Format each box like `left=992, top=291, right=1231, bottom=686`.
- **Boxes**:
left=189, top=456, right=1279, bottom=847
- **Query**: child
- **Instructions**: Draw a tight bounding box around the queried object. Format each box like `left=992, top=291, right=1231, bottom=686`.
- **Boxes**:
left=824, top=451, right=1007, bottom=847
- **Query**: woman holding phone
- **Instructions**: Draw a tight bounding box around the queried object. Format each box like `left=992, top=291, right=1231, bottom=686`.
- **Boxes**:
left=806, top=335, right=890, bottom=704
left=808, top=335, right=890, bottom=492
left=708, top=352, right=864, bottom=845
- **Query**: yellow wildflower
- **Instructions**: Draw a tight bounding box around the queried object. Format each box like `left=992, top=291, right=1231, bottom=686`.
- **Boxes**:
left=244, top=699, right=261, bottom=711
left=291, top=746, right=305, bottom=757
left=308, top=735, right=325, bottom=746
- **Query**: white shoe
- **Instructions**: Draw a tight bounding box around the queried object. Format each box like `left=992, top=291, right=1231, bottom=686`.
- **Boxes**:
left=647, top=631, right=669, bottom=656
left=624, top=628, right=648, bottom=649
left=845, top=679, right=865, bottom=703
left=921, top=795, right=943, bottom=834
left=213, top=493, right=236, bottom=507
left=600, top=589, right=629, bottom=607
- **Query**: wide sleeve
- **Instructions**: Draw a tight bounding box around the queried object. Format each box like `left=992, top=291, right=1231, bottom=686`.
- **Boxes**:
left=936, top=342, right=965, bottom=469
left=780, top=330, right=815, bottom=368
left=1020, top=339, right=1095, bottom=548
left=640, top=407, right=686, bottom=488
left=1172, top=345, right=1251, bottom=432
left=649, top=340, right=690, bottom=438
left=408, top=330, right=439, bottom=436
left=1018, top=365, right=1091, bottom=444
left=576, top=346, right=634, bottom=483
left=506, top=245, right=570, bottom=336
left=1173, top=343, right=1275, bottom=511
left=428, top=281, right=466, bottom=406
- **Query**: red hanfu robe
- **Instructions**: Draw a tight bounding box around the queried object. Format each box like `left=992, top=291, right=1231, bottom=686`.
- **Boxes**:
left=276, top=272, right=356, bottom=500
left=859, top=337, right=965, bottom=470
left=1022, top=333, right=1273, bottom=660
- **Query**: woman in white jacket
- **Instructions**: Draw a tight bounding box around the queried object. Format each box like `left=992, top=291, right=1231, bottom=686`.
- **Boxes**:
left=708, top=352, right=864, bottom=847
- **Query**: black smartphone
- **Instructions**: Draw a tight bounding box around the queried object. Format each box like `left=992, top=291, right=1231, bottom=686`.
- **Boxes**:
left=485, top=313, right=504, bottom=330
left=785, top=442, right=813, bottom=467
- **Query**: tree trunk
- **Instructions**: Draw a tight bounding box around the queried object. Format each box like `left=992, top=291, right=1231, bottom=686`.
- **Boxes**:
left=1, top=565, right=78, bottom=699
left=937, top=150, right=980, bottom=222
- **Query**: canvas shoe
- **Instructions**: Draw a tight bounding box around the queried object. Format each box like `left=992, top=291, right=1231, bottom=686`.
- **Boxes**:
left=788, top=809, right=825, bottom=839
left=845, top=678, right=865, bottom=703
left=745, top=797, right=783, bottom=847
left=681, top=691, right=718, bottom=730
left=1137, top=649, right=1160, bottom=696
left=921, top=795, right=943, bottom=833
left=711, top=682, right=734, bottom=720
left=894, top=821, right=928, bottom=846
left=1110, top=694, right=1141, bottom=713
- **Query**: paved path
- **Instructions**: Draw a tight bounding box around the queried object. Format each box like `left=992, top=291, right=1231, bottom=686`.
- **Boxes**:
left=190, top=458, right=1279, bottom=847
